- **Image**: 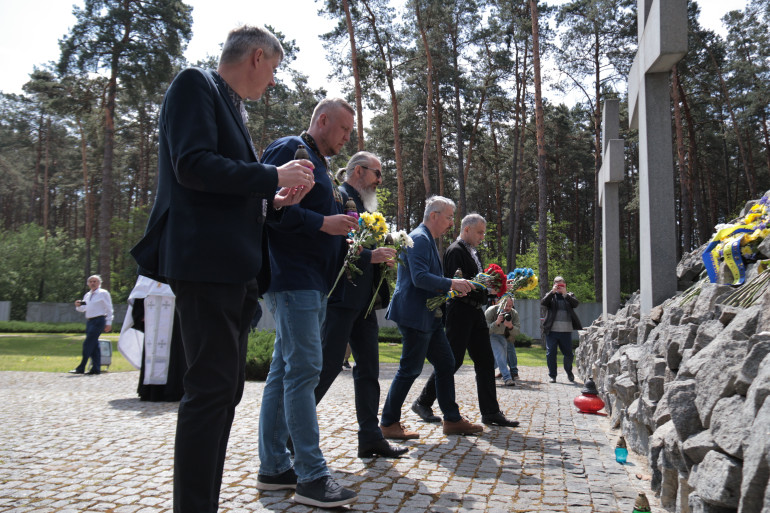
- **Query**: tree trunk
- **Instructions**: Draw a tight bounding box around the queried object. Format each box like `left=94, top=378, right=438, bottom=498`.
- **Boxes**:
left=450, top=12, right=465, bottom=220
left=434, top=92, right=446, bottom=197
left=99, top=69, right=117, bottom=290
left=78, top=118, right=93, bottom=280
left=671, top=65, right=691, bottom=254
left=361, top=0, right=405, bottom=229
left=415, top=0, right=433, bottom=197
left=705, top=45, right=756, bottom=198
left=679, top=82, right=709, bottom=243
left=531, top=0, right=549, bottom=306
left=592, top=30, right=602, bottom=302
left=489, top=110, right=503, bottom=257
left=342, top=0, right=365, bottom=150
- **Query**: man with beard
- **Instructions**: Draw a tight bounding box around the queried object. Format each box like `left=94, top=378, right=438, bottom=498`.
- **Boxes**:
left=256, top=98, right=359, bottom=508
left=314, top=151, right=405, bottom=459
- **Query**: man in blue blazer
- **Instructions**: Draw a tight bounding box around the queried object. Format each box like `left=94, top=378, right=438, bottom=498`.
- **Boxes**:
left=380, top=196, right=484, bottom=439
left=130, top=26, right=314, bottom=513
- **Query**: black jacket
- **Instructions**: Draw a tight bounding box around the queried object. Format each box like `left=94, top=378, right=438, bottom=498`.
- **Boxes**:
left=131, top=68, right=280, bottom=287
left=541, top=290, right=582, bottom=335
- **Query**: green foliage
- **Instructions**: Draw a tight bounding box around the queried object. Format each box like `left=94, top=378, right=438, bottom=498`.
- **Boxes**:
left=245, top=330, right=276, bottom=381
left=0, top=321, right=87, bottom=333
left=0, top=225, right=86, bottom=320
left=515, top=217, right=596, bottom=301
left=378, top=326, right=402, bottom=343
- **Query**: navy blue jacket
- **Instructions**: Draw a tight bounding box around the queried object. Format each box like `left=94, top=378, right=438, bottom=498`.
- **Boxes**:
left=131, top=68, right=279, bottom=285
left=261, top=136, right=346, bottom=294
left=386, top=224, right=452, bottom=331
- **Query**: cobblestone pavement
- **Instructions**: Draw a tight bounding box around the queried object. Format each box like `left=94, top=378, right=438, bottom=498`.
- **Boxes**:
left=0, top=365, right=662, bottom=512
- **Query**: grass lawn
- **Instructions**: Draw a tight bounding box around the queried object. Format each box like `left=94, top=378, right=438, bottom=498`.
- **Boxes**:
left=0, top=333, right=551, bottom=373
left=0, top=333, right=135, bottom=373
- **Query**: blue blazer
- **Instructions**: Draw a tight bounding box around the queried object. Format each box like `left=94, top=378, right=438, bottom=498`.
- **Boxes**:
left=386, top=224, right=452, bottom=331
left=130, top=68, right=279, bottom=286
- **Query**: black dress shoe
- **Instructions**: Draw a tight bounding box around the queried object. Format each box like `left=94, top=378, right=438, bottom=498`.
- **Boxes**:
left=567, top=371, right=575, bottom=382
left=358, top=439, right=409, bottom=458
left=481, top=412, right=520, bottom=427
left=411, top=400, right=441, bottom=422
left=68, top=369, right=84, bottom=374
left=87, top=369, right=101, bottom=375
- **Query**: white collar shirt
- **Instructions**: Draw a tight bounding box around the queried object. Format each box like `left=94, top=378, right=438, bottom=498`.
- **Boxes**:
left=76, top=288, right=114, bottom=325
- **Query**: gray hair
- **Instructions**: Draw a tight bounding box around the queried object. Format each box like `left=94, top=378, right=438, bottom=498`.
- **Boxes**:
left=553, top=276, right=565, bottom=284
left=341, top=151, right=378, bottom=181
left=423, top=196, right=456, bottom=223
left=460, top=213, right=485, bottom=231
left=220, top=25, right=284, bottom=65
left=88, top=274, right=102, bottom=286
left=310, top=98, right=355, bottom=125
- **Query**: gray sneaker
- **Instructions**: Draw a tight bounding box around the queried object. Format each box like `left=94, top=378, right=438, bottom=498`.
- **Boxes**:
left=294, top=475, right=357, bottom=508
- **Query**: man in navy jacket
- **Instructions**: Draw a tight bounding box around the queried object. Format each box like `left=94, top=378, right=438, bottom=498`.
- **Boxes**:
left=256, top=98, right=359, bottom=508
left=130, top=26, right=313, bottom=513
left=380, top=196, right=484, bottom=440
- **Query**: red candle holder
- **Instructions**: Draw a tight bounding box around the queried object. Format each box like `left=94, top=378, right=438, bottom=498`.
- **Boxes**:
left=574, top=378, right=606, bottom=414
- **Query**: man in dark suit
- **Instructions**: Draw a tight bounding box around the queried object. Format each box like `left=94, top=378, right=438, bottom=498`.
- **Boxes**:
left=130, top=26, right=314, bottom=513
left=380, top=196, right=484, bottom=440
left=411, top=214, right=520, bottom=428
left=313, top=151, right=406, bottom=459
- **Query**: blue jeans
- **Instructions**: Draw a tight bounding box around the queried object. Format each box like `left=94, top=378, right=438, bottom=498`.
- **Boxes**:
left=76, top=315, right=105, bottom=372
left=490, top=334, right=518, bottom=381
left=259, top=290, right=329, bottom=483
left=546, top=331, right=574, bottom=378
left=381, top=324, right=461, bottom=425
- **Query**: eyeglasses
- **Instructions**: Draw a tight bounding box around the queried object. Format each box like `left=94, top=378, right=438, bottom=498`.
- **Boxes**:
left=360, top=165, right=382, bottom=179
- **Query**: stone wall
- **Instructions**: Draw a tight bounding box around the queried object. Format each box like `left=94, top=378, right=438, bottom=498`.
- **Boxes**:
left=575, top=195, right=770, bottom=512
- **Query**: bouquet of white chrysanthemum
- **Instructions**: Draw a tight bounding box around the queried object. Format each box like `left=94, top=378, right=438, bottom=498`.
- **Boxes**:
left=364, top=230, right=413, bottom=317
left=329, top=211, right=388, bottom=298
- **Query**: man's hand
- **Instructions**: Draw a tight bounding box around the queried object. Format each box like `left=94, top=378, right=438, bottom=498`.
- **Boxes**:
left=450, top=279, right=473, bottom=296
left=273, top=184, right=312, bottom=209
left=276, top=159, right=315, bottom=188
left=104, top=325, right=112, bottom=333
left=320, top=214, right=359, bottom=236
left=370, top=247, right=396, bottom=266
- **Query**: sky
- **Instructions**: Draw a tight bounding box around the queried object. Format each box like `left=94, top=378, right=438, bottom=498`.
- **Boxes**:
left=0, top=0, right=748, bottom=99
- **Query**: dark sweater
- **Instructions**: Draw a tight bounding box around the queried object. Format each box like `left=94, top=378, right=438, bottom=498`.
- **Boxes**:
left=261, top=135, right=346, bottom=294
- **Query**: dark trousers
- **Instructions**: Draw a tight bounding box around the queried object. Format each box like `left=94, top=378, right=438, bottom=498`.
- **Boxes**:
left=75, top=315, right=105, bottom=372
left=381, top=324, right=461, bottom=425
left=168, top=278, right=260, bottom=513
left=315, top=304, right=381, bottom=445
left=546, top=330, right=574, bottom=378
left=416, top=301, right=501, bottom=416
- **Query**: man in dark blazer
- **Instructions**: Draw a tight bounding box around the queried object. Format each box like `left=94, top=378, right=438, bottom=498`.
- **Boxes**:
left=130, top=26, right=314, bottom=513
left=380, top=196, right=484, bottom=440
left=412, top=214, right=519, bottom=428
left=313, top=151, right=406, bottom=459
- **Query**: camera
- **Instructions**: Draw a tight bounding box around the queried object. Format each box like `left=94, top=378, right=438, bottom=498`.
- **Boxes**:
left=504, top=312, right=512, bottom=322
left=78, top=300, right=86, bottom=305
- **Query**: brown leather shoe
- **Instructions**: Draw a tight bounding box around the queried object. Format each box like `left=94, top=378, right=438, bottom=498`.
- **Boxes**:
left=380, top=422, right=419, bottom=440
left=443, top=417, right=484, bottom=436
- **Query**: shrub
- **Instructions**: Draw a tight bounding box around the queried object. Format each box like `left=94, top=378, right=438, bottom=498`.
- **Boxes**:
left=0, top=321, right=87, bottom=333
left=378, top=326, right=402, bottom=344
left=514, top=332, right=534, bottom=347
left=245, top=329, right=276, bottom=381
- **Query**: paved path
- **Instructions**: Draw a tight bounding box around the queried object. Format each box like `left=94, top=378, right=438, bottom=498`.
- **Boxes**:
left=0, top=365, right=661, bottom=512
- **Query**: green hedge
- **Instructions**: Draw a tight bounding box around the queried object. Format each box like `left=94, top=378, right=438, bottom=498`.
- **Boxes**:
left=0, top=321, right=89, bottom=333
left=245, top=330, right=276, bottom=381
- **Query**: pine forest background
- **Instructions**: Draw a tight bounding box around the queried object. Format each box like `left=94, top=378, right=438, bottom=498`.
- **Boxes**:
left=0, top=0, right=768, bottom=321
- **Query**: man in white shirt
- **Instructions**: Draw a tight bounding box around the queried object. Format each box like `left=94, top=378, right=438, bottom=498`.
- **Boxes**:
left=70, top=274, right=113, bottom=375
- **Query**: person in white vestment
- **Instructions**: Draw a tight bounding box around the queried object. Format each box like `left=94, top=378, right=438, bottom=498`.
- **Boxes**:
left=119, top=276, right=186, bottom=401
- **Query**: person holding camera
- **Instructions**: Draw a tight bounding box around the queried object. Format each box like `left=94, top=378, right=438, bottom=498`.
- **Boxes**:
left=541, top=276, right=582, bottom=383
left=70, top=275, right=113, bottom=375
left=485, top=295, right=519, bottom=386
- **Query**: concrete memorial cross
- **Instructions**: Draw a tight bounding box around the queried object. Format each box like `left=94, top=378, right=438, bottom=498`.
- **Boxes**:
left=599, top=99, right=623, bottom=319
left=627, top=0, right=687, bottom=313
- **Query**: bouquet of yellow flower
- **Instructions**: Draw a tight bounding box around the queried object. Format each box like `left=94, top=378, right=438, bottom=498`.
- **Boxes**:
left=364, top=230, right=414, bottom=317
left=328, top=211, right=388, bottom=298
